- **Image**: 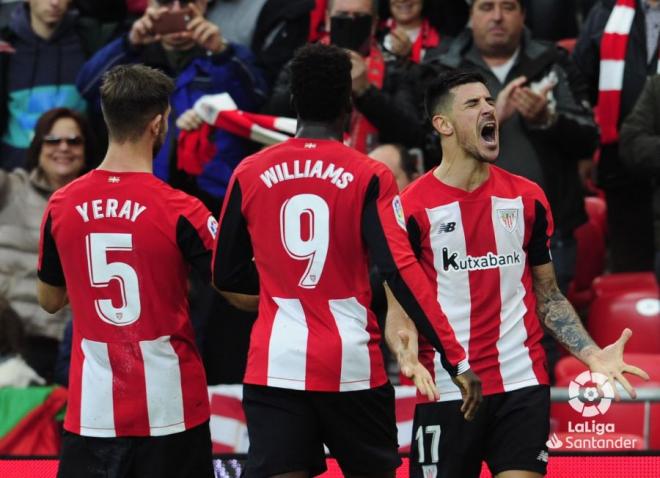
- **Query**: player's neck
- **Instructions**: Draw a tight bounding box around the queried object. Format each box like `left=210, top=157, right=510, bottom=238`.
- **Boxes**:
left=434, top=149, right=490, bottom=192
left=295, top=118, right=344, bottom=141
left=98, top=142, right=154, bottom=173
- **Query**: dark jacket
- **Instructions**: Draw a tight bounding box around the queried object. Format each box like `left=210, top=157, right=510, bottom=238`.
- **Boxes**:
left=573, top=0, right=657, bottom=189
left=261, top=47, right=425, bottom=150
left=76, top=35, right=269, bottom=203
left=0, top=4, right=121, bottom=169
left=619, top=75, right=660, bottom=250
left=424, top=28, right=599, bottom=235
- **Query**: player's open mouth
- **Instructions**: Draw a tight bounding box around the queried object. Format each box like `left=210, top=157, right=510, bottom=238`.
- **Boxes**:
left=480, top=122, right=497, bottom=146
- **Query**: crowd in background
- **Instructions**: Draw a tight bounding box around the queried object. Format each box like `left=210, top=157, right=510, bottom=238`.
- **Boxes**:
left=0, top=0, right=658, bottom=389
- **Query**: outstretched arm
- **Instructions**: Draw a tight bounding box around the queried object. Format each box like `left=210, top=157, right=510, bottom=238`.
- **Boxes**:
left=533, top=262, right=649, bottom=399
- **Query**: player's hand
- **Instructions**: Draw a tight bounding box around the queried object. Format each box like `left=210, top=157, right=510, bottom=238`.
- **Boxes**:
left=176, top=109, right=204, bottom=131
left=186, top=3, right=227, bottom=53
left=495, top=76, right=526, bottom=124
left=348, top=50, right=370, bottom=97
left=128, top=6, right=166, bottom=46
left=397, top=330, right=440, bottom=402
left=583, top=328, right=650, bottom=401
left=510, top=82, right=555, bottom=125
left=451, top=369, right=482, bottom=421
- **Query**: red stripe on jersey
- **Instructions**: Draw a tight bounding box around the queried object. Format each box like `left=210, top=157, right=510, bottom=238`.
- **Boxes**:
left=303, top=302, right=342, bottom=391
left=459, top=201, right=505, bottom=393
left=108, top=342, right=150, bottom=436
left=244, top=301, right=276, bottom=386
left=171, top=336, right=211, bottom=429
left=210, top=395, right=245, bottom=422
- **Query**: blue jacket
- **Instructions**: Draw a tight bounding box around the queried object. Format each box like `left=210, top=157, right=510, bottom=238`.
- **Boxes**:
left=76, top=35, right=268, bottom=199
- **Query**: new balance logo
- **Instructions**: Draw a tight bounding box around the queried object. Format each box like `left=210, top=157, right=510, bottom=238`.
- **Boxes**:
left=437, top=222, right=456, bottom=233
left=441, top=248, right=521, bottom=272
left=537, top=450, right=549, bottom=463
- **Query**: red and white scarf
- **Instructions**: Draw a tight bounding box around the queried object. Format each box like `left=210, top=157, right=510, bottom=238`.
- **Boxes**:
left=177, top=94, right=296, bottom=175
left=598, top=0, right=660, bottom=144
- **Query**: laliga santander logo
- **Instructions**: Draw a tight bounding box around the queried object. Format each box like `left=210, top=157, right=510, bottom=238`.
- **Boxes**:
left=568, top=371, right=615, bottom=417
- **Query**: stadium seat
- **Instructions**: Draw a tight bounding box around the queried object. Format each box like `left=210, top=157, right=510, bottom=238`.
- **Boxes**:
left=592, top=272, right=659, bottom=299
left=551, top=354, right=660, bottom=450
left=566, top=197, right=607, bottom=310
left=587, top=292, right=660, bottom=353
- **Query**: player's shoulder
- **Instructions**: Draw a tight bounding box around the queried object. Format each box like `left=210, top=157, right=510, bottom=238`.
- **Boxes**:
left=48, top=171, right=93, bottom=204
left=491, top=166, right=547, bottom=200
left=151, top=178, right=208, bottom=213
left=400, top=170, right=436, bottom=208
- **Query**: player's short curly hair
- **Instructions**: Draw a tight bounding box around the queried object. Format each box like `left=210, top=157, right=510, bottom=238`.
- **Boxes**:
left=290, top=43, right=352, bottom=122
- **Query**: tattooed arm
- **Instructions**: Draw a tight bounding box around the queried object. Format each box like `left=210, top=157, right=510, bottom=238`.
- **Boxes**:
left=533, top=262, right=649, bottom=399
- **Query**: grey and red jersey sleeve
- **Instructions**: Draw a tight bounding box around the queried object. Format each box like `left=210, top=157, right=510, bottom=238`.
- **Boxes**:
left=360, top=170, right=469, bottom=377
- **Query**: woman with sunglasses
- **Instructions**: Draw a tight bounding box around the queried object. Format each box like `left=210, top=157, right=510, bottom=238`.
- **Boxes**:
left=0, top=107, right=95, bottom=383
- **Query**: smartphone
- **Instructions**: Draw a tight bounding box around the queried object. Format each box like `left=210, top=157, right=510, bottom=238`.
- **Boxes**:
left=330, top=15, right=372, bottom=57
left=151, top=9, right=192, bottom=35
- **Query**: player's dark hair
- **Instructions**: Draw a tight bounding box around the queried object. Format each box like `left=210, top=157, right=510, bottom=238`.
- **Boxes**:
left=100, top=64, right=174, bottom=143
left=25, top=107, right=96, bottom=172
left=424, top=69, right=487, bottom=120
left=290, top=43, right=352, bottom=122
left=392, top=144, right=419, bottom=181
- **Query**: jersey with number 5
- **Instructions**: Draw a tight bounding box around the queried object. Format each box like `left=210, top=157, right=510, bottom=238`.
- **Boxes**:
left=37, top=170, right=217, bottom=438
left=212, top=138, right=468, bottom=392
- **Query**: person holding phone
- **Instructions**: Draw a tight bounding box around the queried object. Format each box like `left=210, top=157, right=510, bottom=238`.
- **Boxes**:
left=76, top=0, right=268, bottom=211
left=262, top=0, right=424, bottom=155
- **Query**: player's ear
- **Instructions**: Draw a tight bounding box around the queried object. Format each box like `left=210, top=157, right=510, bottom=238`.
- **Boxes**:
left=432, top=114, right=454, bottom=137
left=150, top=114, right=164, bottom=137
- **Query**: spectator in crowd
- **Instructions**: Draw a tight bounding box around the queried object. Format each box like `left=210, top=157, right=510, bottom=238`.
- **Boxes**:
left=0, top=0, right=106, bottom=170
left=619, top=75, right=660, bottom=283
left=207, top=0, right=314, bottom=86
left=0, top=0, right=20, bottom=29
left=424, top=0, right=598, bottom=295
left=262, top=0, right=424, bottom=154
left=0, top=108, right=94, bottom=383
left=0, top=297, right=45, bottom=388
left=76, top=0, right=268, bottom=211
left=369, top=143, right=421, bottom=190
left=381, top=0, right=440, bottom=63
left=573, top=0, right=657, bottom=273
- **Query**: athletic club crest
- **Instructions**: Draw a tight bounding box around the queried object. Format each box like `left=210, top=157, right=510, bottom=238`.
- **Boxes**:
left=497, top=209, right=518, bottom=232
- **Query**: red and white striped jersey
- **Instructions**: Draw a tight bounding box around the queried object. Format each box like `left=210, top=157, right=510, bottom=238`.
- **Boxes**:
left=38, top=170, right=216, bottom=437
left=401, top=166, right=552, bottom=401
left=212, top=138, right=468, bottom=392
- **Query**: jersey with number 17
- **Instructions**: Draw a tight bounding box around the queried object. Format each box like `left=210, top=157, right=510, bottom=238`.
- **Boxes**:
left=37, top=170, right=217, bottom=438
left=212, top=138, right=468, bottom=393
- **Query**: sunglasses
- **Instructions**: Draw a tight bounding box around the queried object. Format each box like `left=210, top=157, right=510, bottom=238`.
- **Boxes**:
left=43, top=135, right=84, bottom=146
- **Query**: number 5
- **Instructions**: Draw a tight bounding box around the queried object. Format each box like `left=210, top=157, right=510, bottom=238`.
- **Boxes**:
left=86, top=233, right=141, bottom=326
left=280, top=194, right=329, bottom=289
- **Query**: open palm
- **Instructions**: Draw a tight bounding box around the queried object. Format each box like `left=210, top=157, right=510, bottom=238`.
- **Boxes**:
left=585, top=328, right=650, bottom=400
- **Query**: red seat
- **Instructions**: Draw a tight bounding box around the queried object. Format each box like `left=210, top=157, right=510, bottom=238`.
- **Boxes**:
left=567, top=220, right=606, bottom=309
left=552, top=354, right=660, bottom=449
left=592, top=272, right=658, bottom=299
left=587, top=291, right=660, bottom=353
left=584, top=196, right=607, bottom=236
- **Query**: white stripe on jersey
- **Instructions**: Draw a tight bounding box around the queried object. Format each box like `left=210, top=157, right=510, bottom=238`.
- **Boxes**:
left=426, top=202, right=470, bottom=402
left=491, top=197, right=539, bottom=391
left=268, top=298, right=308, bottom=390
left=140, top=336, right=186, bottom=435
left=80, top=339, right=116, bottom=437
left=329, top=297, right=371, bottom=391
